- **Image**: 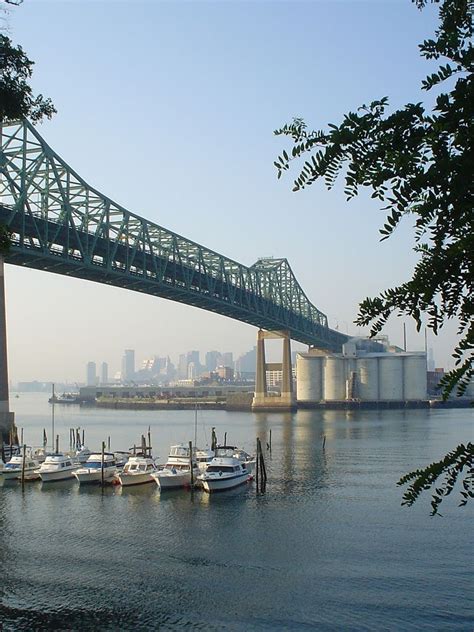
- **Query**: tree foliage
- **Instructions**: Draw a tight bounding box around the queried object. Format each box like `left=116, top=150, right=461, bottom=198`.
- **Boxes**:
left=0, top=34, right=56, bottom=123
left=397, top=442, right=474, bottom=516
left=274, top=0, right=473, bottom=400
left=274, top=0, right=473, bottom=513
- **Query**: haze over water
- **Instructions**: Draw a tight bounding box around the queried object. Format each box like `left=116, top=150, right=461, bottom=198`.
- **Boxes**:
left=1, top=395, right=472, bottom=630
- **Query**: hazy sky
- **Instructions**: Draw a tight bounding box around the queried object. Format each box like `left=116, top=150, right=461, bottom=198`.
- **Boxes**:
left=3, top=0, right=458, bottom=383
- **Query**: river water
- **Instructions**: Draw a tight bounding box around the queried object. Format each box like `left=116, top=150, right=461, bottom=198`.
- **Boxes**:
left=0, top=394, right=472, bottom=630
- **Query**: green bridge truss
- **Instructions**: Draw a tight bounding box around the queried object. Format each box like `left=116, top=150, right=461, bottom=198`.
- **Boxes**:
left=0, top=120, right=347, bottom=351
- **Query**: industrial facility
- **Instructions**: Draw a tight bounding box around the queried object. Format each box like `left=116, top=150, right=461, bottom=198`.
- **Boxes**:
left=296, top=337, right=428, bottom=405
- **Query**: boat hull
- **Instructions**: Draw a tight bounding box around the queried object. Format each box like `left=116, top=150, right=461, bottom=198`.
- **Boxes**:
left=118, top=472, right=155, bottom=487
left=74, top=468, right=117, bottom=485
left=39, top=469, right=77, bottom=482
left=200, top=471, right=249, bottom=493
left=153, top=469, right=197, bottom=490
left=1, top=467, right=40, bottom=481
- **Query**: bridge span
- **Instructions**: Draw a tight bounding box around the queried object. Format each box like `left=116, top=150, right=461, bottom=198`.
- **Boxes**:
left=0, top=119, right=348, bottom=434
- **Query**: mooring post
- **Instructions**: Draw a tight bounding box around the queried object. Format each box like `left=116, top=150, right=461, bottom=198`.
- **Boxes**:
left=101, top=441, right=105, bottom=487
left=21, top=442, right=26, bottom=490
left=269, top=429, right=272, bottom=452
left=189, top=440, right=194, bottom=489
left=256, top=438, right=260, bottom=493
left=55, top=434, right=59, bottom=454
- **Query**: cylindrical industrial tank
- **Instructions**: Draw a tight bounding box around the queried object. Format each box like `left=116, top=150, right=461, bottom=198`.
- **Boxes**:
left=296, top=355, right=323, bottom=402
left=357, top=357, right=379, bottom=400
left=404, top=354, right=427, bottom=400
left=378, top=355, right=404, bottom=400
left=324, top=356, right=346, bottom=400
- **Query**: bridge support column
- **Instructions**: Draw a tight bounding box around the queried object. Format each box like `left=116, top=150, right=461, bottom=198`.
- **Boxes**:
left=252, top=329, right=296, bottom=411
left=0, top=255, right=14, bottom=442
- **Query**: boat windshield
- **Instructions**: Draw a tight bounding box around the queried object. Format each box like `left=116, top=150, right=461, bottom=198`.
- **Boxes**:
left=86, top=462, right=102, bottom=469
left=206, top=466, right=236, bottom=473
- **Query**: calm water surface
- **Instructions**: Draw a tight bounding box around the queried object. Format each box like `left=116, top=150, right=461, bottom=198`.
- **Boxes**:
left=1, top=394, right=472, bottom=630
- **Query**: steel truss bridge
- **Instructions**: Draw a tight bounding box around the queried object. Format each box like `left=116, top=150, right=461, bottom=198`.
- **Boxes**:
left=0, top=120, right=347, bottom=351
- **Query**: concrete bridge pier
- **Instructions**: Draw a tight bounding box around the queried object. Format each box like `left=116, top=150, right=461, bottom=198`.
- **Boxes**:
left=252, top=329, right=296, bottom=411
left=0, top=255, right=14, bottom=442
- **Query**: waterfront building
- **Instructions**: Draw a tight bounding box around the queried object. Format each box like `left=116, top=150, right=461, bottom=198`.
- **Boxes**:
left=296, top=338, right=427, bottom=404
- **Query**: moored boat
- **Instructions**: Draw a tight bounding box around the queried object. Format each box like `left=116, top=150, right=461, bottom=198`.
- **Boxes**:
left=152, top=444, right=199, bottom=490
left=37, top=454, right=79, bottom=482
left=1, top=455, right=41, bottom=481
left=74, top=452, right=117, bottom=485
left=198, top=455, right=250, bottom=493
left=118, top=456, right=157, bottom=486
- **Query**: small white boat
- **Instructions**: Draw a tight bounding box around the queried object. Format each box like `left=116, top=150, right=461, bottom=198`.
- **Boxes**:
left=118, top=456, right=157, bottom=486
left=1, top=455, right=41, bottom=481
left=37, top=454, right=79, bottom=482
left=74, top=453, right=117, bottom=485
left=198, top=455, right=250, bottom=493
left=152, top=444, right=199, bottom=490
left=215, top=445, right=256, bottom=473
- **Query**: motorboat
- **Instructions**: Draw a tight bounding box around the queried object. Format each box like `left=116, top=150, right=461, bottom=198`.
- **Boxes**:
left=73, top=452, right=117, bottom=485
left=152, top=444, right=199, bottom=490
left=37, top=454, right=79, bottom=482
left=198, top=455, right=250, bottom=493
left=1, top=455, right=41, bottom=481
left=215, top=445, right=256, bottom=473
left=118, top=456, right=157, bottom=486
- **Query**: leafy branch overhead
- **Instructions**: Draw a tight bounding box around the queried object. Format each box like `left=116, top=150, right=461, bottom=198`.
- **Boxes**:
left=274, top=0, right=473, bottom=399
left=398, top=442, right=474, bottom=516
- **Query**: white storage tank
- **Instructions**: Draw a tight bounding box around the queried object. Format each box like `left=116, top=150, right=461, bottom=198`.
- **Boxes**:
left=403, top=354, right=427, bottom=400
left=324, top=356, right=346, bottom=400
left=357, top=357, right=379, bottom=400
left=378, top=355, right=404, bottom=400
left=296, top=355, right=323, bottom=402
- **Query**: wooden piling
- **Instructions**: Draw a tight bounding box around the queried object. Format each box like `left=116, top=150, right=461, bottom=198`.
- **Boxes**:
left=101, top=441, right=105, bottom=487
left=322, top=435, right=326, bottom=450
left=269, top=429, right=272, bottom=451
left=55, top=434, right=59, bottom=454
left=256, top=438, right=259, bottom=492
left=107, top=436, right=111, bottom=452
left=82, top=429, right=85, bottom=446
left=224, top=432, right=227, bottom=446
left=21, top=443, right=26, bottom=490
left=189, top=440, right=194, bottom=488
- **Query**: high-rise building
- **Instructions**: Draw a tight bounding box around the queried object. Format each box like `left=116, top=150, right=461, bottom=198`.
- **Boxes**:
left=100, top=362, right=108, bottom=385
left=235, top=346, right=256, bottom=378
left=86, top=361, right=97, bottom=386
left=121, top=349, right=135, bottom=383
left=187, top=351, right=201, bottom=376
left=205, top=350, right=221, bottom=372
left=221, top=352, right=233, bottom=368
left=178, top=353, right=188, bottom=379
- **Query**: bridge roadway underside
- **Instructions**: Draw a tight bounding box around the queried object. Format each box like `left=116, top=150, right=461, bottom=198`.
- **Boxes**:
left=0, top=206, right=347, bottom=352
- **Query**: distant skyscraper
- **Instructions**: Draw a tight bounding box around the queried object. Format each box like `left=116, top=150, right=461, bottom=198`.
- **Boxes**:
left=187, top=362, right=197, bottom=379
left=86, top=361, right=96, bottom=386
left=187, top=350, right=201, bottom=376
left=427, top=347, right=435, bottom=372
left=100, top=362, right=108, bottom=385
left=221, top=352, right=233, bottom=368
left=205, top=350, right=221, bottom=372
left=235, top=346, right=256, bottom=378
left=121, top=349, right=135, bottom=383
left=178, top=353, right=188, bottom=379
